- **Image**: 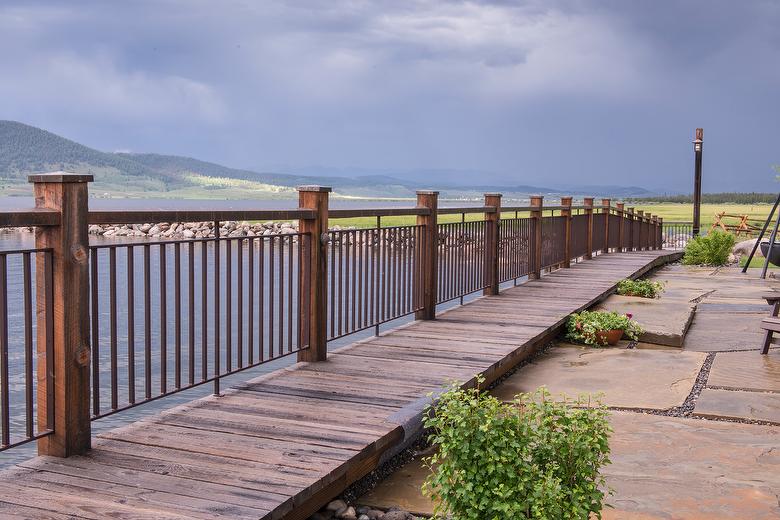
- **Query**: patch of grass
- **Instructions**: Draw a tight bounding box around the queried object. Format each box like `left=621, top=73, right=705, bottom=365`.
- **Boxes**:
left=633, top=203, right=772, bottom=230
left=739, top=254, right=780, bottom=269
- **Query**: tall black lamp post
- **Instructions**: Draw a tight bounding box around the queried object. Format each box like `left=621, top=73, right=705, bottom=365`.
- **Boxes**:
left=692, top=128, right=703, bottom=237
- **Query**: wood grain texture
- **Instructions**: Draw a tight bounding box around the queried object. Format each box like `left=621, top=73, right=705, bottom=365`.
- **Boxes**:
left=33, top=176, right=92, bottom=457
left=414, top=191, right=438, bottom=320
left=0, top=249, right=680, bottom=519
left=297, top=187, right=330, bottom=362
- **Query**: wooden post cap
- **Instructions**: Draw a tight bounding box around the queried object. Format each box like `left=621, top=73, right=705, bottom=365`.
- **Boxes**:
left=296, top=185, right=332, bottom=193
left=583, top=197, right=594, bottom=207
left=28, top=172, right=94, bottom=183
left=601, top=198, right=611, bottom=207
left=560, top=196, right=572, bottom=206
left=616, top=202, right=625, bottom=210
left=416, top=190, right=440, bottom=196
left=530, top=195, right=543, bottom=207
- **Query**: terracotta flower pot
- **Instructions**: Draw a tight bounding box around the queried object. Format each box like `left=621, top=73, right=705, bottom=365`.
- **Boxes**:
left=595, top=329, right=624, bottom=346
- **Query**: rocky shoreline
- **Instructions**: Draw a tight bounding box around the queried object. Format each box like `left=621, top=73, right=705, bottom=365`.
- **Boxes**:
left=89, top=220, right=303, bottom=239
left=3, top=220, right=348, bottom=240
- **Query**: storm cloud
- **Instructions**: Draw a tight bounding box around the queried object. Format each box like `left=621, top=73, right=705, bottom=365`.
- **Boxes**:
left=1, top=0, right=778, bottom=192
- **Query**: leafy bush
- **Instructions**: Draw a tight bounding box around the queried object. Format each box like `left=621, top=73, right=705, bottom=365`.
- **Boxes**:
left=566, top=310, right=643, bottom=346
left=682, top=231, right=735, bottom=266
left=616, top=279, right=664, bottom=298
left=423, top=380, right=612, bottom=520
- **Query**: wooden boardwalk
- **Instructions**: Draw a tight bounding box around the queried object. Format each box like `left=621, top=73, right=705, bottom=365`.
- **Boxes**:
left=0, top=250, right=679, bottom=520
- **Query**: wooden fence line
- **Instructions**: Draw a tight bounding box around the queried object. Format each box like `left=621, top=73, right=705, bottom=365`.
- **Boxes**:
left=0, top=172, right=663, bottom=457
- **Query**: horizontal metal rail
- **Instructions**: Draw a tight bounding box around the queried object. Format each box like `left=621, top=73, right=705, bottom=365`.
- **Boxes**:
left=329, top=208, right=430, bottom=218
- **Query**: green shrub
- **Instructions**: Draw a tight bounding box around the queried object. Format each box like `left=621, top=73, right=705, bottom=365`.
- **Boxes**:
left=566, top=310, right=643, bottom=347
left=682, top=231, right=735, bottom=266
left=616, top=279, right=664, bottom=298
left=423, top=380, right=612, bottom=520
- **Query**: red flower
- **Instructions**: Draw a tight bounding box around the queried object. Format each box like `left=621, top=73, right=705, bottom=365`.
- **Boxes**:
left=626, top=313, right=633, bottom=319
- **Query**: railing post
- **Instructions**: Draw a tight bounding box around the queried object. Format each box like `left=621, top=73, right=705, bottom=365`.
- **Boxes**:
left=297, top=185, right=331, bottom=362
left=530, top=195, right=543, bottom=279
left=30, top=172, right=93, bottom=457
left=658, top=217, right=664, bottom=249
left=483, top=193, right=501, bottom=296
left=561, top=196, right=572, bottom=268
left=648, top=215, right=655, bottom=249
left=601, top=198, right=611, bottom=253
left=616, top=202, right=625, bottom=252
left=637, top=210, right=645, bottom=250
left=648, top=214, right=654, bottom=250
left=627, top=208, right=635, bottom=251
left=583, top=197, right=594, bottom=260
left=416, top=191, right=439, bottom=320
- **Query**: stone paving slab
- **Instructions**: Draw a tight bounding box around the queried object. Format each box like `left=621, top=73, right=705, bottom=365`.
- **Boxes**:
left=605, top=412, right=780, bottom=520
left=694, top=388, right=780, bottom=423
left=683, top=311, right=770, bottom=352
left=596, top=294, right=695, bottom=346
left=360, top=412, right=780, bottom=520
left=708, top=349, right=780, bottom=392
left=490, top=344, right=706, bottom=409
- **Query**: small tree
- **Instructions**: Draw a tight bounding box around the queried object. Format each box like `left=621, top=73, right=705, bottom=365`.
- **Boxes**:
left=423, top=380, right=612, bottom=519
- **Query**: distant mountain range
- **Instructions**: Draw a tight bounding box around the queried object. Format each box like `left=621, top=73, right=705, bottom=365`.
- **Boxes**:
left=0, top=120, right=656, bottom=199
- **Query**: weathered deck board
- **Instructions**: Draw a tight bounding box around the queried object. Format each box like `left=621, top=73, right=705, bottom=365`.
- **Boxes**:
left=0, top=250, right=679, bottom=519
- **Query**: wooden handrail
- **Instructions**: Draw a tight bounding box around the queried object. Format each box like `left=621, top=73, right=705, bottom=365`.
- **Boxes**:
left=0, top=209, right=60, bottom=227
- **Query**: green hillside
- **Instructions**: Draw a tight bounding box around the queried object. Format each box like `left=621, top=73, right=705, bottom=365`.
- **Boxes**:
left=0, top=120, right=419, bottom=198
left=0, top=120, right=180, bottom=195
left=0, top=120, right=656, bottom=200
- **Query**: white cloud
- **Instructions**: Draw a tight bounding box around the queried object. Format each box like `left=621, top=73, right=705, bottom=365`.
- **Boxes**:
left=0, top=51, right=226, bottom=123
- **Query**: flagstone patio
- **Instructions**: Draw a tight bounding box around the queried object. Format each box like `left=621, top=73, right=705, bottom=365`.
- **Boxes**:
left=358, top=265, right=780, bottom=519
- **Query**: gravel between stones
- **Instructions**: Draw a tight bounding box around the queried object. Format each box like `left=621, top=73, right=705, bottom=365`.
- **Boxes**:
left=609, top=352, right=780, bottom=426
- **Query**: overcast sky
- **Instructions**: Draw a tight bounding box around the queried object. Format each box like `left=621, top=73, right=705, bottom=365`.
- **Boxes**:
left=1, top=0, right=778, bottom=192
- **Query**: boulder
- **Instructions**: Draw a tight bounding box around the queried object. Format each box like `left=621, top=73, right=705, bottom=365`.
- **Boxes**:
left=733, top=238, right=759, bottom=257
left=380, top=509, right=414, bottom=520
left=337, top=506, right=357, bottom=519
left=326, top=500, right=348, bottom=514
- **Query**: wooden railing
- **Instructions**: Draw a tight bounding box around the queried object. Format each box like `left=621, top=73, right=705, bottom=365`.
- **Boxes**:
left=0, top=172, right=664, bottom=456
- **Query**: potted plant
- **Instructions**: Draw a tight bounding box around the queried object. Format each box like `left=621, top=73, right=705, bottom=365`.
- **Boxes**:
left=566, top=310, right=643, bottom=347
left=616, top=279, right=664, bottom=298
